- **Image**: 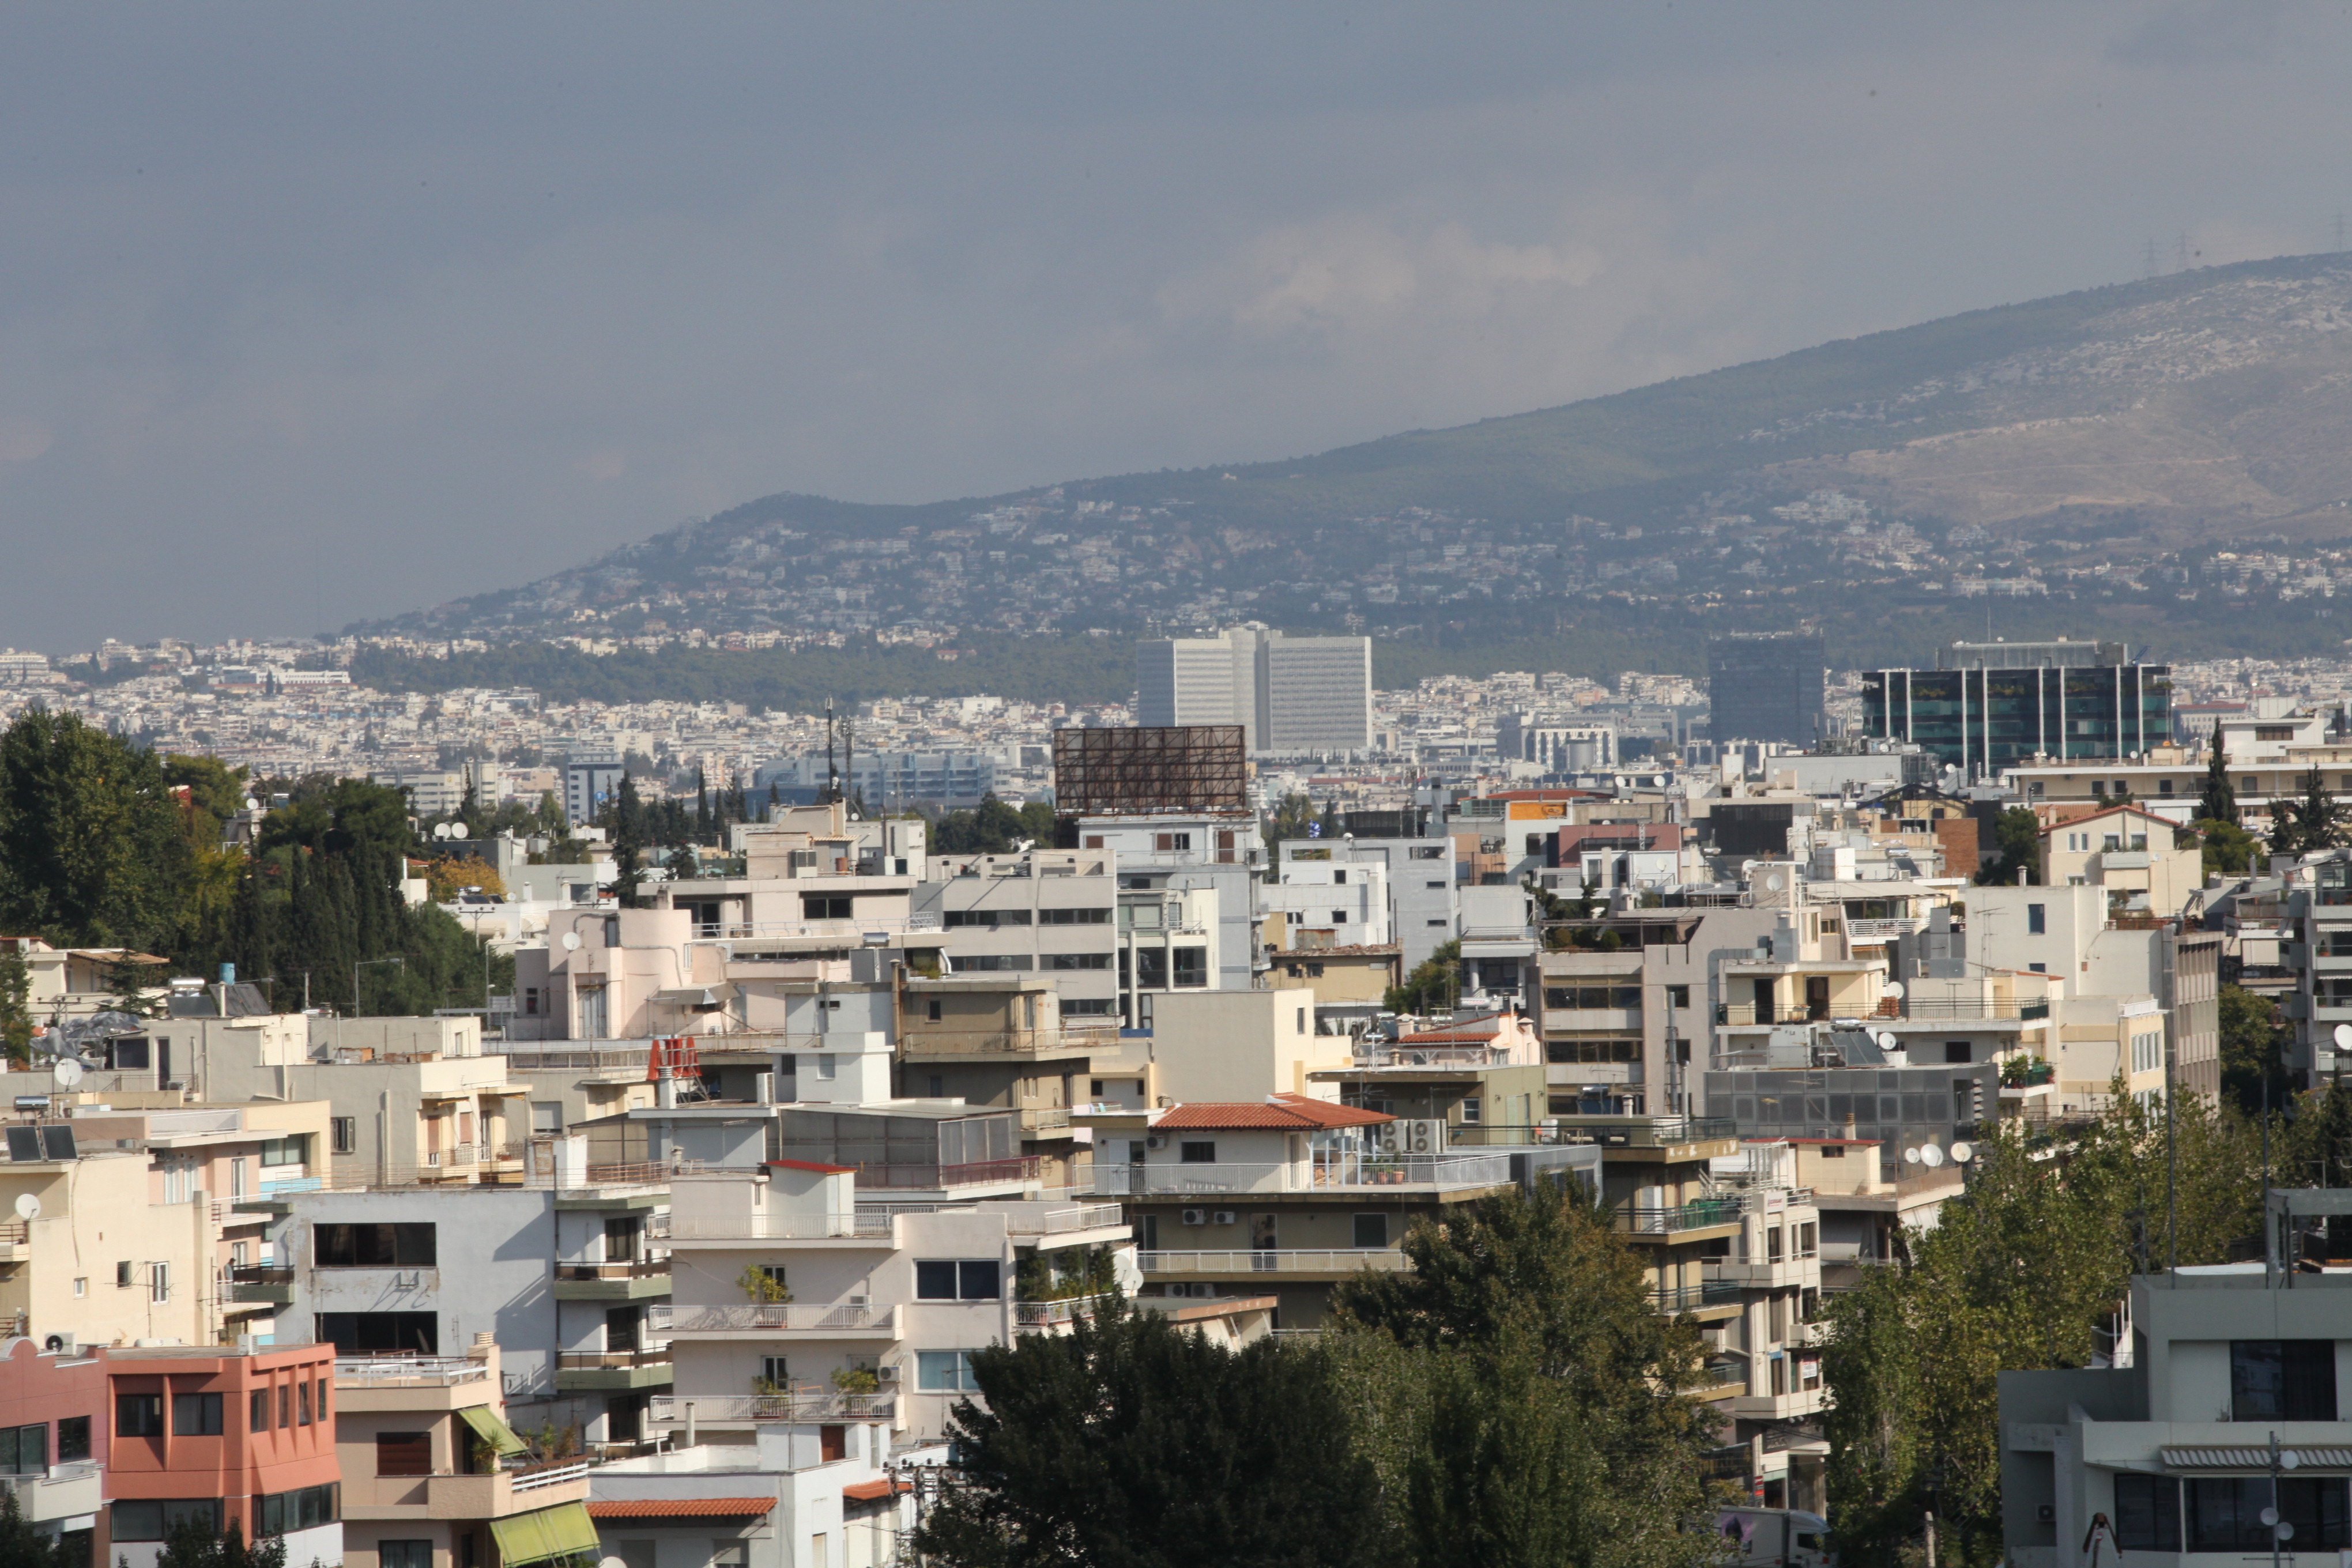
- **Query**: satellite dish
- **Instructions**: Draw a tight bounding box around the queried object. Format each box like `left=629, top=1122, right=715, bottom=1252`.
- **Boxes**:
left=1950, top=1141, right=1975, bottom=1164
left=1883, top=981, right=1905, bottom=999
left=2334, top=1024, right=2351, bottom=1051
left=2282, top=1451, right=2303, bottom=1471
left=450, top=822, right=468, bottom=839
left=2260, top=1507, right=2281, bottom=1527
left=2277, top=1523, right=2296, bottom=1543
left=1902, top=1147, right=1923, bottom=1164
left=242, top=797, right=259, bottom=812
left=561, top=932, right=582, bottom=952
left=1764, top=873, right=1786, bottom=892
left=50, top=1060, right=81, bottom=1091
left=12, top=1194, right=37, bottom=1223
left=1920, top=1144, right=1946, bottom=1169
left=1874, top=1030, right=1898, bottom=1051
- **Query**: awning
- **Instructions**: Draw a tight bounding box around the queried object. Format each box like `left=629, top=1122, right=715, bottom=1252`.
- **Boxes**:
left=457, top=1404, right=529, bottom=1457
left=492, top=1502, right=600, bottom=1566
left=587, top=1499, right=776, bottom=1519
left=2162, top=1446, right=2352, bottom=1470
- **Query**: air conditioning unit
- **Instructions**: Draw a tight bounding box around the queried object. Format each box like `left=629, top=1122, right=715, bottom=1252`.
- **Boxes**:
left=1212, top=1211, right=1237, bottom=1226
left=1181, top=1208, right=1206, bottom=1226
left=875, top=1363, right=900, bottom=1384
left=1145, top=1134, right=1167, bottom=1149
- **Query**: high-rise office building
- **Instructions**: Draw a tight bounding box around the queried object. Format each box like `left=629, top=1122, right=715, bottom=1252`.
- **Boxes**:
left=1861, top=640, right=2172, bottom=775
left=1136, top=628, right=1371, bottom=753
left=1707, top=632, right=1826, bottom=745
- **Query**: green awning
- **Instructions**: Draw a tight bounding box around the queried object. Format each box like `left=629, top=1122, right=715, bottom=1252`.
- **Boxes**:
left=457, top=1404, right=529, bottom=1457
left=491, top=1502, right=600, bottom=1567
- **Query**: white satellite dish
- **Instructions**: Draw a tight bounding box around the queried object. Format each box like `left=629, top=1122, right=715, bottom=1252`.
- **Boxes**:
left=2260, top=1507, right=2281, bottom=1527
left=12, top=1194, right=38, bottom=1223
left=1902, top=1147, right=1922, bottom=1164
left=561, top=932, right=582, bottom=951
left=1920, top=1144, right=1946, bottom=1169
left=1883, top=981, right=1905, bottom=999
left=2281, top=1451, right=2303, bottom=1471
left=51, top=1059, right=82, bottom=1091
left=2334, top=1024, right=2351, bottom=1051
left=450, top=821, right=468, bottom=839
left=1764, top=873, right=1785, bottom=892
left=1873, top=1030, right=1898, bottom=1051
left=1949, top=1141, right=1975, bottom=1164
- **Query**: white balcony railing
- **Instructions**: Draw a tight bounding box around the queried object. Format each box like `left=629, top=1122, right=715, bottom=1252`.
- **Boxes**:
left=666, top=1213, right=895, bottom=1241
left=647, top=1392, right=896, bottom=1424
left=1002, top=1204, right=1126, bottom=1236
left=665, top=1303, right=895, bottom=1333
left=1085, top=1155, right=1512, bottom=1197
left=333, top=1355, right=492, bottom=1386
left=1140, top=1249, right=1408, bottom=1275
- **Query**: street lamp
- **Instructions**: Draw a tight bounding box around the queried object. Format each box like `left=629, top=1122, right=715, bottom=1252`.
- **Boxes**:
left=354, top=957, right=405, bottom=1019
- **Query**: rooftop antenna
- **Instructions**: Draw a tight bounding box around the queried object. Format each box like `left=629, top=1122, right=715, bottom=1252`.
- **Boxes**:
left=2142, top=238, right=2160, bottom=280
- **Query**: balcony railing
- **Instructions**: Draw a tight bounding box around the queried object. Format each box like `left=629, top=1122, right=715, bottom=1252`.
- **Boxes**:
left=557, top=1348, right=671, bottom=1370
left=647, top=1392, right=895, bottom=1424
left=849, top=1158, right=1042, bottom=1189
left=666, top=1303, right=895, bottom=1333
left=1085, top=1154, right=1513, bottom=1197
left=1013, top=1297, right=1118, bottom=1328
left=690, top=914, right=944, bottom=942
left=1619, top=1198, right=1744, bottom=1235
left=1549, top=1117, right=1737, bottom=1149
left=555, top=1260, right=671, bottom=1281
left=668, top=1212, right=895, bottom=1241
left=1140, top=1248, right=1408, bottom=1275
left=1002, top=1204, right=1126, bottom=1237
left=333, top=1355, right=491, bottom=1386
left=511, top=1462, right=594, bottom=1492
left=1653, top=1279, right=1744, bottom=1312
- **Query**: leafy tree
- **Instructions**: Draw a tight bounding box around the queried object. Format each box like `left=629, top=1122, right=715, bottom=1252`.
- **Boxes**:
left=1384, top=939, right=1460, bottom=1015
left=913, top=1303, right=1390, bottom=1568
left=1973, top=806, right=2041, bottom=885
left=2219, top=982, right=2294, bottom=1117
left=420, top=855, right=506, bottom=902
left=160, top=753, right=249, bottom=845
left=1326, top=1179, right=1720, bottom=1568
left=0, top=1487, right=70, bottom=1568
left=156, top=1513, right=285, bottom=1568
left=2196, top=817, right=2260, bottom=879
left=1265, top=791, right=1316, bottom=851
left=0, top=710, right=194, bottom=951
left=2271, top=764, right=2343, bottom=858
left=2200, top=726, right=2238, bottom=827
left=930, top=794, right=1056, bottom=855
left=0, top=945, right=28, bottom=1065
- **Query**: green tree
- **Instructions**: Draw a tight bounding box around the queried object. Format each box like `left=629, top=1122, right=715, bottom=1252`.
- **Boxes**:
left=2200, top=726, right=2238, bottom=827
left=2197, top=817, right=2260, bottom=879
left=1973, top=806, right=2041, bottom=886
left=0, top=710, right=193, bottom=951
left=1384, top=939, right=1461, bottom=1015
left=930, top=794, right=1056, bottom=855
left=155, top=1513, right=285, bottom=1568
left=1327, top=1179, right=1721, bottom=1568
left=0, top=944, right=27, bottom=1063
left=2219, top=982, right=2294, bottom=1117
left=2273, top=764, right=2343, bottom=858
left=1265, top=791, right=1316, bottom=853
left=0, top=1487, right=69, bottom=1568
left=913, top=1303, right=1392, bottom=1568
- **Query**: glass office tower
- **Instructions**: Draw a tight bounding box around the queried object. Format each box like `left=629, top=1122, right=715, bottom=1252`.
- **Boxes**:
left=1861, top=640, right=2170, bottom=775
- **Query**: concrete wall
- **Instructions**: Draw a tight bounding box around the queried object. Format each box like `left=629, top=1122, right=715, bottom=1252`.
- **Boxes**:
left=1145, top=989, right=1344, bottom=1104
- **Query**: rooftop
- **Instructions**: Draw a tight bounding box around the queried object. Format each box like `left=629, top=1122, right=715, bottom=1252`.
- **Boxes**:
left=1154, top=1094, right=1393, bottom=1132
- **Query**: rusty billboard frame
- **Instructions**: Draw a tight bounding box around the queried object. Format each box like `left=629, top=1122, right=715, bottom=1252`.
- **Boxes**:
left=1051, top=725, right=1249, bottom=816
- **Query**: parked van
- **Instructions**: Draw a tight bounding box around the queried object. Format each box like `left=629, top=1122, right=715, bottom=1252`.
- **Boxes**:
left=1716, top=1507, right=1835, bottom=1568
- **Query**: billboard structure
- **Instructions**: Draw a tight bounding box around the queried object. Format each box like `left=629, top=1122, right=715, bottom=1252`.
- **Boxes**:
left=1051, top=726, right=1248, bottom=817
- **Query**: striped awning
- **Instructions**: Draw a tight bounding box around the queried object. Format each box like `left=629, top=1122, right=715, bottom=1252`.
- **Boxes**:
left=2162, top=1448, right=2352, bottom=1470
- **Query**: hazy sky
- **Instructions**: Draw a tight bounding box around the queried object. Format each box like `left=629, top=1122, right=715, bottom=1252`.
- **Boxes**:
left=1, top=1, right=2346, bottom=652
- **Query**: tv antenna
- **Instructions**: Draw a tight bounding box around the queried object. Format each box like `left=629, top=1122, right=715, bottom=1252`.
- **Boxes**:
left=2142, top=238, right=2160, bottom=279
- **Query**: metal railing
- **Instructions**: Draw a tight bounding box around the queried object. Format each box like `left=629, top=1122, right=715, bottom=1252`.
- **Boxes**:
left=1140, top=1248, right=1408, bottom=1275
left=849, top=1158, right=1042, bottom=1189
left=511, top=1462, right=594, bottom=1491
left=227, top=1265, right=295, bottom=1287
left=668, top=1213, right=894, bottom=1241
left=666, top=1303, right=895, bottom=1333
left=1652, top=1279, right=1744, bottom=1312
left=1085, top=1155, right=1513, bottom=1197
left=1620, top=1199, right=1745, bottom=1235
left=1013, top=1297, right=1118, bottom=1328
left=557, top=1348, right=670, bottom=1370
left=554, top=1259, right=670, bottom=1280
left=647, top=1392, right=895, bottom=1424
left=1002, top=1204, right=1126, bottom=1236
left=1549, top=1117, right=1737, bottom=1149
left=333, top=1355, right=491, bottom=1386
left=691, top=914, right=944, bottom=941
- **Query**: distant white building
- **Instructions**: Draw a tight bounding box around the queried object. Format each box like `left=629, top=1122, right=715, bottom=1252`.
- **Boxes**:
left=1136, top=627, right=1371, bottom=754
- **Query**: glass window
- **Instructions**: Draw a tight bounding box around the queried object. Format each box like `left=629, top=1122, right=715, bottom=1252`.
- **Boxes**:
left=914, top=1351, right=980, bottom=1392
left=55, top=1416, right=88, bottom=1464
left=2114, top=1476, right=2180, bottom=1552
left=378, top=1542, right=434, bottom=1568
left=958, top=1261, right=1001, bottom=1301
left=250, top=1390, right=270, bottom=1433
left=0, top=1423, right=44, bottom=1476
left=116, top=1394, right=163, bottom=1438
left=1352, top=1213, right=1389, bottom=1248
left=111, top=1501, right=218, bottom=1543
left=2189, top=1478, right=2351, bottom=1551
left=1179, top=1141, right=1216, bottom=1164
left=172, top=1393, right=223, bottom=1436
left=914, top=1261, right=958, bottom=1301
left=330, top=1118, right=356, bottom=1155
left=2233, top=1340, right=2338, bottom=1420
left=314, top=1223, right=438, bottom=1268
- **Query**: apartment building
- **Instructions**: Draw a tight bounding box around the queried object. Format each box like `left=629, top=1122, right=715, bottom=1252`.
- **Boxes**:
left=1279, top=836, right=1458, bottom=973
left=913, top=849, right=1118, bottom=1019
left=333, top=1336, right=595, bottom=1568
left=586, top=1426, right=920, bottom=1568
left=0, top=1339, right=104, bottom=1561
left=1705, top=1140, right=1829, bottom=1513
left=2287, top=851, right=2352, bottom=1084
left=1258, top=861, right=1393, bottom=953
left=1136, top=628, right=1372, bottom=753
left=1540, top=908, right=1781, bottom=1119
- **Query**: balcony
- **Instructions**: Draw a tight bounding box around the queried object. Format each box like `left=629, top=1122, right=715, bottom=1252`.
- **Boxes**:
left=1652, top=1279, right=1744, bottom=1314
left=998, top=1204, right=1129, bottom=1244
left=227, top=1264, right=296, bottom=1306
left=1140, top=1248, right=1408, bottom=1280
left=662, top=1303, right=897, bottom=1337
left=1085, top=1154, right=1513, bottom=1197
left=1703, top=1255, right=1819, bottom=1287
left=667, top=1212, right=896, bottom=1243
left=689, top=914, right=944, bottom=942
left=1013, top=1296, right=1120, bottom=1330
left=1618, top=1198, right=1744, bottom=1239
left=1548, top=1116, right=1738, bottom=1151
left=552, top=1258, right=672, bottom=1301
left=1, top=1463, right=101, bottom=1524
left=646, top=1392, right=895, bottom=1426
left=1693, top=1358, right=1748, bottom=1397
left=343, top=1464, right=590, bottom=1521
left=555, top=1347, right=673, bottom=1392
left=1731, top=1385, right=1827, bottom=1421
left=334, top=1355, right=493, bottom=1388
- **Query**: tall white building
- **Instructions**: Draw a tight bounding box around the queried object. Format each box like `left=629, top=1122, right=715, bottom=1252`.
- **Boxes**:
left=1135, top=627, right=1370, bottom=754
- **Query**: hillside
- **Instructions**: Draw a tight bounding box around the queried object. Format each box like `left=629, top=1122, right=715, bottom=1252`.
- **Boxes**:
left=367, top=252, right=2352, bottom=678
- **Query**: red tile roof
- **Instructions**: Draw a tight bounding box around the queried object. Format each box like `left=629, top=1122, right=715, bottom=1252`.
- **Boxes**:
left=842, top=1479, right=913, bottom=1503
left=588, top=1499, right=776, bottom=1519
left=1154, top=1094, right=1393, bottom=1131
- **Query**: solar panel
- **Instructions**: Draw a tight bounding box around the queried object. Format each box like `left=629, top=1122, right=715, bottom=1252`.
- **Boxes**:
left=5, top=1128, right=39, bottom=1162
left=40, top=1127, right=74, bottom=1162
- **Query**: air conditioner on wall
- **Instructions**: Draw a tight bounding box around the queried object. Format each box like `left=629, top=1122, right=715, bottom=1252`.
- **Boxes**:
left=1182, top=1209, right=1206, bottom=1226
left=1145, top=1134, right=1166, bottom=1149
left=876, top=1364, right=900, bottom=1384
left=1212, top=1211, right=1236, bottom=1226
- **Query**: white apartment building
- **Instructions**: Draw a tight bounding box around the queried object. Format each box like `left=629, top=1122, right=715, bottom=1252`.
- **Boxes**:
left=566, top=756, right=627, bottom=827
left=914, top=850, right=1119, bottom=1020
left=1281, top=838, right=1458, bottom=973
left=1134, top=627, right=1371, bottom=753
left=1259, top=861, right=1393, bottom=952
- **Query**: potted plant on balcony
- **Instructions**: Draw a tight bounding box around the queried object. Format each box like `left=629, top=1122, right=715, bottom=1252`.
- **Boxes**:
left=736, top=1264, right=793, bottom=1304
left=831, top=1365, right=880, bottom=1396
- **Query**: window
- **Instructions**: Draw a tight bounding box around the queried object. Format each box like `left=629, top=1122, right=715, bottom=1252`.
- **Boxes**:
left=251, top=1390, right=270, bottom=1433
left=1545, top=1040, right=1641, bottom=1064
left=315, top=1311, right=438, bottom=1355
left=71, top=1277, right=84, bottom=1298
left=1172, top=947, right=1208, bottom=987
left=1045, top=953, right=1111, bottom=970
left=378, top=1541, right=434, bottom=1568
left=150, top=1262, right=169, bottom=1303
left=2232, top=1340, right=2338, bottom=1420
left=802, top=895, right=854, bottom=920
left=944, top=909, right=1031, bottom=928
left=713, top=1546, right=747, bottom=1568
left=1944, top=1042, right=1972, bottom=1064
left=172, top=1393, right=223, bottom=1435
left=915, top=1351, right=982, bottom=1392
left=1329, top=910, right=1349, bottom=924
left=2114, top=1476, right=2180, bottom=1552
left=258, top=1136, right=307, bottom=1168
left=376, top=1432, right=432, bottom=1476
left=298, top=1382, right=312, bottom=1425
left=1352, top=1213, right=1389, bottom=1248
left=760, top=1355, right=791, bottom=1388
left=256, top=1484, right=340, bottom=1537
left=1412, top=846, right=1444, bottom=860
left=1090, top=1080, right=1105, bottom=1097
left=55, top=1416, right=88, bottom=1464
left=314, top=1223, right=438, bottom=1268
left=952, top=953, right=1031, bottom=971
left=111, top=1501, right=220, bottom=1543
left=1179, top=1141, right=1216, bottom=1164
left=2026, top=903, right=2045, bottom=934
left=116, top=1394, right=164, bottom=1438
left=1665, top=985, right=1688, bottom=1009
left=1459, top=1097, right=1482, bottom=1125
left=752, top=1264, right=789, bottom=1297
left=531, top=1102, right=564, bottom=1135
left=1152, top=833, right=1192, bottom=853
left=0, top=1423, right=44, bottom=1476
left=330, top=1118, right=356, bottom=1155
left=1543, top=986, right=1643, bottom=1011
left=1038, top=908, right=1111, bottom=925
left=926, top=999, right=942, bottom=1022
left=2188, top=1477, right=2350, bottom=1551
left=1817, top=1144, right=1845, bottom=1159
left=914, top=1261, right=1001, bottom=1301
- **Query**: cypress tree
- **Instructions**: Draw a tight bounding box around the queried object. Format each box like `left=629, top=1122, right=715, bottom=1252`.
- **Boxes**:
left=2199, top=726, right=2238, bottom=827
